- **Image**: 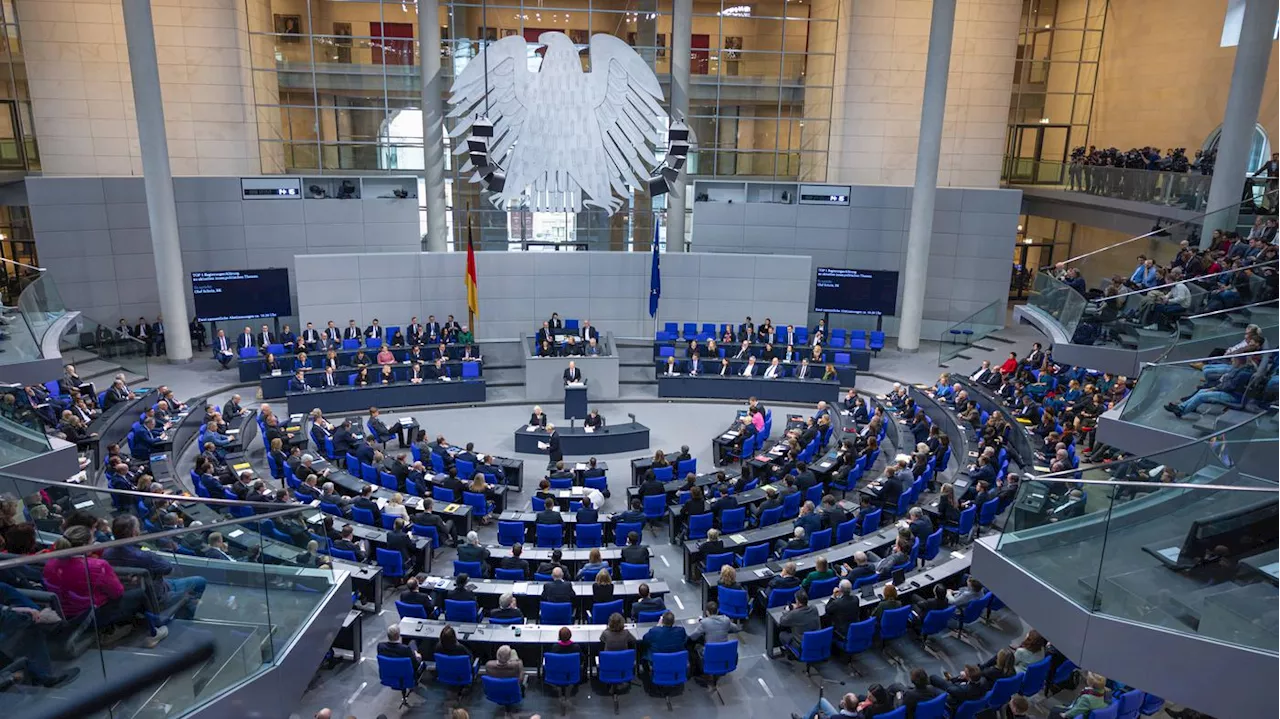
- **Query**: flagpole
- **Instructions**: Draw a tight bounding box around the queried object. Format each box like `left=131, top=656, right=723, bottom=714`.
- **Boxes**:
left=653, top=215, right=661, bottom=339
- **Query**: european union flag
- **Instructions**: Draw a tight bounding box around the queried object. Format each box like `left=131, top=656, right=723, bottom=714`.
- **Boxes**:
left=649, top=224, right=661, bottom=318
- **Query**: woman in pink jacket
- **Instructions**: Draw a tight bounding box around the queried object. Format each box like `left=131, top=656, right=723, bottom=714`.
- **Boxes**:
left=42, top=526, right=149, bottom=631
left=750, top=407, right=765, bottom=433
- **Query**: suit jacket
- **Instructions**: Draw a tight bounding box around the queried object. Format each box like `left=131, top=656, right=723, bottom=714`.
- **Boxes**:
left=621, top=544, right=650, bottom=565
left=498, top=556, right=530, bottom=577
left=546, top=432, right=562, bottom=462
left=535, top=508, right=563, bottom=525
left=541, top=579, right=576, bottom=604
left=386, top=530, right=415, bottom=563
left=824, top=594, right=861, bottom=634
left=237, top=333, right=255, bottom=350
left=563, top=367, right=583, bottom=383
left=343, top=326, right=362, bottom=340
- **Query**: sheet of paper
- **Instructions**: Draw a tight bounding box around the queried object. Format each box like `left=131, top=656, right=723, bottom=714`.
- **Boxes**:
left=513, top=582, right=529, bottom=594
left=398, top=418, right=413, bottom=426
left=729, top=534, right=747, bottom=543
left=228, top=529, right=244, bottom=539
left=527, top=426, right=538, bottom=432
left=950, top=550, right=965, bottom=559
left=74, top=499, right=95, bottom=510
left=537, top=441, right=549, bottom=450
left=444, top=503, right=460, bottom=512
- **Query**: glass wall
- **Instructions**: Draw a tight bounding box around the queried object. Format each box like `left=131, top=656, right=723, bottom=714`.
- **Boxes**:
left=1003, top=0, right=1107, bottom=183
left=0, top=1, right=35, bottom=172
left=245, top=0, right=837, bottom=248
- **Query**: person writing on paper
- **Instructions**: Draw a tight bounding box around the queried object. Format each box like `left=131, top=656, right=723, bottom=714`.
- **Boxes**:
left=741, top=356, right=757, bottom=377
left=585, top=409, right=605, bottom=430
left=764, top=357, right=782, bottom=379
left=529, top=406, right=547, bottom=428
left=427, top=357, right=449, bottom=380
left=663, top=355, right=679, bottom=376
left=564, top=361, right=583, bottom=384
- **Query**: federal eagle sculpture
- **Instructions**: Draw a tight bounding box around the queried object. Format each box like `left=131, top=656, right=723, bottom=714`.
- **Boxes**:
left=448, top=32, right=669, bottom=215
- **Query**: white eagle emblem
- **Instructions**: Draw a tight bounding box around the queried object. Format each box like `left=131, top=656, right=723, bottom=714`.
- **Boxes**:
left=448, top=32, right=668, bottom=215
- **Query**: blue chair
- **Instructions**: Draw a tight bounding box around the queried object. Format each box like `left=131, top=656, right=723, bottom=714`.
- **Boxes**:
left=361, top=463, right=378, bottom=483
left=542, top=650, right=582, bottom=712
left=615, top=521, right=644, bottom=547
left=766, top=585, right=800, bottom=609
left=658, top=345, right=675, bottom=358
left=738, top=542, right=769, bottom=567
left=1089, top=703, right=1120, bottom=719
left=717, top=586, right=750, bottom=620
left=444, top=599, right=480, bottom=623
left=597, top=649, right=637, bottom=714
left=758, top=505, right=784, bottom=527
left=433, top=486, right=455, bottom=503
left=549, top=476, right=573, bottom=490
left=804, top=484, right=824, bottom=506
left=377, top=655, right=418, bottom=708
left=859, top=508, right=882, bottom=536
left=329, top=547, right=357, bottom=562
left=675, top=458, right=696, bottom=477
left=704, top=551, right=735, bottom=576
left=782, top=548, right=808, bottom=560
left=920, top=528, right=943, bottom=566
left=462, top=491, right=490, bottom=520
left=878, top=605, right=912, bottom=647
left=944, top=505, right=976, bottom=545
left=435, top=652, right=479, bottom=703
left=1139, top=694, right=1165, bottom=716
left=987, top=674, right=1023, bottom=711
left=650, top=650, right=688, bottom=710
left=498, top=521, right=524, bottom=546
left=977, top=498, right=1001, bottom=532
left=781, top=492, right=802, bottom=519
left=488, top=614, right=523, bottom=625
left=376, top=548, right=408, bottom=583
left=351, top=506, right=376, bottom=526
left=954, top=592, right=992, bottom=639
left=869, top=331, right=885, bottom=355
left=540, top=601, right=573, bottom=625
left=574, top=522, right=603, bottom=548
left=620, top=562, right=651, bottom=580
left=410, top=523, right=441, bottom=554
left=536, top=523, right=564, bottom=548
left=808, top=575, right=838, bottom=599
left=719, top=506, right=746, bottom=532
left=584, top=473, right=609, bottom=494
left=482, top=675, right=522, bottom=712
left=636, top=609, right=666, bottom=623
left=871, top=708, right=905, bottom=719
left=1115, top=689, right=1146, bottom=719
left=494, top=568, right=525, bottom=580
left=951, top=698, right=986, bottom=719
left=395, top=600, right=430, bottom=619
left=916, top=607, right=953, bottom=649
left=912, top=694, right=946, bottom=719
left=319, top=502, right=342, bottom=517
left=835, top=518, right=859, bottom=545
left=687, top=512, right=713, bottom=540
left=783, top=626, right=833, bottom=676
left=453, top=560, right=482, bottom=577
left=839, top=617, right=876, bottom=675
left=643, top=494, right=667, bottom=529
left=830, top=328, right=847, bottom=347
left=1019, top=656, right=1052, bottom=696
left=591, top=599, right=624, bottom=624
left=1050, top=658, right=1078, bottom=692
left=808, top=528, right=832, bottom=552
left=697, top=640, right=737, bottom=705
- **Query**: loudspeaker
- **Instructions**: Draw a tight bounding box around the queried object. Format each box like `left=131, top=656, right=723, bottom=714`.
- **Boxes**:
left=668, top=155, right=687, bottom=171
left=473, top=117, right=495, bottom=138
left=469, top=150, right=489, bottom=169
left=647, top=174, right=669, bottom=196
left=667, top=140, right=690, bottom=158
left=660, top=164, right=680, bottom=184
left=668, top=120, right=690, bottom=143
left=466, top=137, right=488, bottom=153
left=483, top=169, right=506, bottom=193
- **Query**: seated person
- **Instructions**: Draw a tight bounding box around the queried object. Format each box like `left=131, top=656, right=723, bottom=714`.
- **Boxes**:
left=488, top=592, right=523, bottom=623
left=377, top=624, right=424, bottom=681
left=484, top=644, right=526, bottom=686
left=630, top=582, right=666, bottom=620
left=638, top=611, right=687, bottom=664
left=775, top=588, right=821, bottom=656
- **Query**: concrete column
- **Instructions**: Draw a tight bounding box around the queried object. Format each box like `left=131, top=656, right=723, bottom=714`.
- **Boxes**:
left=419, top=0, right=449, bottom=251
left=1199, top=0, right=1277, bottom=248
left=121, top=0, right=191, bottom=363
left=665, top=0, right=691, bottom=252
left=897, top=0, right=956, bottom=353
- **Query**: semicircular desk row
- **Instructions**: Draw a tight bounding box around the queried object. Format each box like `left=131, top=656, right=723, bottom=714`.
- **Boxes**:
left=278, top=375, right=487, bottom=414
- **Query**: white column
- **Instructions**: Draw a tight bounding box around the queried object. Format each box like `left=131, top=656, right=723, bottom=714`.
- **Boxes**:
left=665, top=0, right=691, bottom=252
left=1199, top=0, right=1277, bottom=248
left=420, top=0, right=449, bottom=252
left=121, top=0, right=191, bottom=362
left=896, top=0, right=956, bottom=353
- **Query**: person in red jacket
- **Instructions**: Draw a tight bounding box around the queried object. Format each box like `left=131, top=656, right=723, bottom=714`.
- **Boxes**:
left=41, top=525, right=166, bottom=645
left=999, top=352, right=1019, bottom=376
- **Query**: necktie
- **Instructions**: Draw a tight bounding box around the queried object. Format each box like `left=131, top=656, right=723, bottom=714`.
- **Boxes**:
left=220, top=338, right=227, bottom=350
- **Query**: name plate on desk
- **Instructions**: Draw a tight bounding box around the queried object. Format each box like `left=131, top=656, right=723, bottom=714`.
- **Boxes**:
left=444, top=504, right=460, bottom=513
left=271, top=370, right=281, bottom=376
left=233, top=463, right=252, bottom=472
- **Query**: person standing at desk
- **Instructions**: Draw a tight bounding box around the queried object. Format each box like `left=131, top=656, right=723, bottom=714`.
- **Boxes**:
left=564, top=362, right=583, bottom=384
left=543, top=424, right=563, bottom=464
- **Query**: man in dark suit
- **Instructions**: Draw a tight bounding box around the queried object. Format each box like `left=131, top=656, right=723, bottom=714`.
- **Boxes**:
left=907, top=506, right=934, bottom=542
left=871, top=468, right=907, bottom=509
left=614, top=498, right=646, bottom=524
left=385, top=519, right=417, bottom=567
left=823, top=580, right=860, bottom=636
left=288, top=370, right=310, bottom=393
left=709, top=485, right=738, bottom=515
left=446, top=575, right=477, bottom=604
left=439, top=467, right=467, bottom=502
left=424, top=315, right=442, bottom=343
left=332, top=526, right=366, bottom=562
left=541, top=567, right=576, bottom=603
left=794, top=462, right=817, bottom=494
left=399, top=577, right=435, bottom=617
left=929, top=664, right=990, bottom=711
left=638, top=470, right=666, bottom=499
left=630, top=582, right=666, bottom=620
left=332, top=420, right=356, bottom=459
left=820, top=495, right=849, bottom=531
left=407, top=317, right=425, bottom=346
left=301, top=322, right=322, bottom=351
left=343, top=320, right=361, bottom=341
left=536, top=502, right=563, bottom=526
left=545, top=425, right=563, bottom=464
left=753, top=486, right=783, bottom=521
left=840, top=550, right=878, bottom=582
left=352, top=485, right=382, bottom=526
left=576, top=496, right=598, bottom=524
left=498, top=544, right=531, bottom=578
left=901, top=668, right=944, bottom=715
left=693, top=528, right=724, bottom=563
left=621, top=531, right=650, bottom=565
left=563, top=362, right=583, bottom=384
left=236, top=326, right=255, bottom=353
left=355, top=436, right=377, bottom=467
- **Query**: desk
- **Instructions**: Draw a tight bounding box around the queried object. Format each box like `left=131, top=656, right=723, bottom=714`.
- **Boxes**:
left=284, top=379, right=486, bottom=415
left=700, top=526, right=900, bottom=606
left=763, top=551, right=971, bottom=655
left=482, top=546, right=623, bottom=570
left=954, top=377, right=1035, bottom=466
left=398, top=618, right=680, bottom=668
left=630, top=449, right=683, bottom=486
left=309, top=456, right=474, bottom=535
left=89, top=390, right=154, bottom=465
left=169, top=399, right=208, bottom=457
left=332, top=609, right=364, bottom=662
left=303, top=509, right=433, bottom=573
left=419, top=575, right=669, bottom=617
left=658, top=376, right=838, bottom=404
left=497, top=510, right=619, bottom=545
left=681, top=522, right=795, bottom=582
left=513, top=422, right=650, bottom=457
left=624, top=470, right=728, bottom=505
left=654, top=341, right=870, bottom=371
left=907, top=385, right=973, bottom=477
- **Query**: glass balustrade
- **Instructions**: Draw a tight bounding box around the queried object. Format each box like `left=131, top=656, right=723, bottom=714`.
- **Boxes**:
left=1157, top=300, right=1279, bottom=364
left=0, top=478, right=337, bottom=718
left=939, top=297, right=1006, bottom=366
left=57, top=313, right=150, bottom=382
left=15, top=271, right=67, bottom=345
left=995, top=416, right=1278, bottom=654
left=1027, top=271, right=1088, bottom=337
left=1118, top=349, right=1277, bottom=436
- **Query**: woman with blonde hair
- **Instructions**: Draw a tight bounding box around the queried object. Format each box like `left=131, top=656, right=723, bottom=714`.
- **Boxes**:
left=718, top=564, right=740, bottom=590
left=384, top=492, right=408, bottom=520
left=592, top=568, right=615, bottom=602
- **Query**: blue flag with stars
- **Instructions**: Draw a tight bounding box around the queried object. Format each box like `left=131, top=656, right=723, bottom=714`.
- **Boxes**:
left=649, top=224, right=661, bottom=318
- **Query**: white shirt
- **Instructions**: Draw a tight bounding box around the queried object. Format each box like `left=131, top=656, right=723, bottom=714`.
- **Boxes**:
left=764, top=364, right=779, bottom=378
left=1166, top=281, right=1191, bottom=307
left=797, top=364, right=809, bottom=379
left=665, top=363, right=677, bottom=376
left=741, top=363, right=754, bottom=377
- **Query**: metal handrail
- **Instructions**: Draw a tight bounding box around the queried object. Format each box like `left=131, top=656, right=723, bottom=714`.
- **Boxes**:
left=1043, top=188, right=1279, bottom=269
left=1082, top=259, right=1277, bottom=305
left=1185, top=298, right=1279, bottom=321
left=1139, top=347, right=1276, bottom=368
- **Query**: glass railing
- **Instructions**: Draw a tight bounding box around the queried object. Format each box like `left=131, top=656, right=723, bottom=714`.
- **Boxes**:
left=1118, top=349, right=1277, bottom=436
left=995, top=415, right=1278, bottom=654
left=15, top=270, right=67, bottom=346
left=939, top=297, right=1006, bottom=366
left=58, top=313, right=151, bottom=382
left=1158, top=300, right=1279, bottom=364
left=1027, top=270, right=1088, bottom=337
left=0, top=477, right=337, bottom=718
left=1004, top=157, right=1217, bottom=211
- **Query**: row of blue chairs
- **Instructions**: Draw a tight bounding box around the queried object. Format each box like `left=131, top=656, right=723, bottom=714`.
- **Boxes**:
left=449, top=560, right=652, bottom=582
left=399, top=596, right=667, bottom=627
left=381, top=643, right=737, bottom=713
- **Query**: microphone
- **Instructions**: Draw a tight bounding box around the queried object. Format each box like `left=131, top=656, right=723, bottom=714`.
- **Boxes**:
left=627, top=413, right=636, bottom=426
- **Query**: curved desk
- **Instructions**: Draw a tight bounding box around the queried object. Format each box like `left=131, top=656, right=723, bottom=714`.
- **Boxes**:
left=262, top=362, right=482, bottom=399
left=658, top=375, right=838, bottom=404
left=284, top=379, right=486, bottom=414
left=954, top=377, right=1035, bottom=465
left=513, top=422, right=650, bottom=457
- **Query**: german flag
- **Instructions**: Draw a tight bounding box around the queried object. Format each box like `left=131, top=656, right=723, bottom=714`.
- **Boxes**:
left=465, top=218, right=479, bottom=333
